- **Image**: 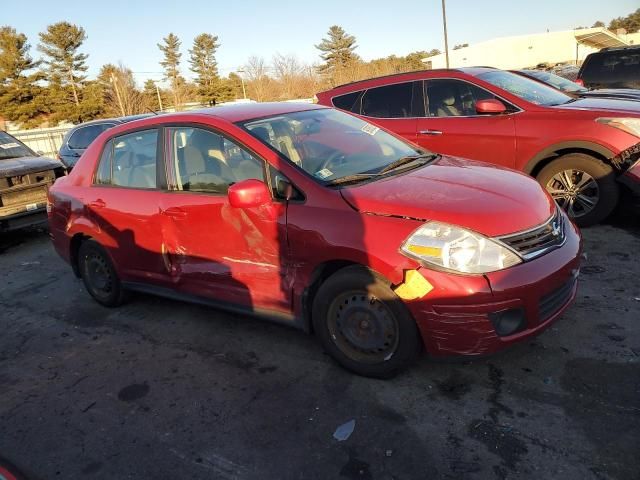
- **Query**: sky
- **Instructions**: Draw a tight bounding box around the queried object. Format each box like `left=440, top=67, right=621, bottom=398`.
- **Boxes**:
left=2, top=0, right=638, bottom=85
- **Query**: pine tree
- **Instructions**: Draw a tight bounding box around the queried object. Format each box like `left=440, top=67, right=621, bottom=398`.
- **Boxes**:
left=189, top=33, right=223, bottom=105
left=0, top=26, right=47, bottom=127
left=315, top=25, right=358, bottom=75
left=158, top=33, right=184, bottom=109
left=38, top=22, right=88, bottom=107
left=143, top=79, right=166, bottom=111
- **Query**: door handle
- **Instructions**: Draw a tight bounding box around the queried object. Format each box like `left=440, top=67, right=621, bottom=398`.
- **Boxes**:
left=163, top=207, right=188, bottom=218
left=418, top=129, right=443, bottom=136
left=89, top=199, right=106, bottom=209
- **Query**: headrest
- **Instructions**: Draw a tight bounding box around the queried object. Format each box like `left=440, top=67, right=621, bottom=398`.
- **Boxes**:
left=183, top=146, right=206, bottom=175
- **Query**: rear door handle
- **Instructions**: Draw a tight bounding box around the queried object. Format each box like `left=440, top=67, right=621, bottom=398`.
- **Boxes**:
left=418, top=129, right=443, bottom=136
left=89, top=199, right=106, bottom=209
left=163, top=207, right=188, bottom=218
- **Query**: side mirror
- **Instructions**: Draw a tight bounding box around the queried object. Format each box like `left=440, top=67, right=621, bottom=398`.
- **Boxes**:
left=228, top=179, right=272, bottom=208
left=475, top=99, right=507, bottom=115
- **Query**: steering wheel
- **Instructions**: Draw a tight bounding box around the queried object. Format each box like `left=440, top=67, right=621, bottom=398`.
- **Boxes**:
left=320, top=151, right=348, bottom=172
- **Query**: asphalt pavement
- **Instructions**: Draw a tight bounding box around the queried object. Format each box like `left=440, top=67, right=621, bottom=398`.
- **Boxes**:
left=0, top=218, right=638, bottom=480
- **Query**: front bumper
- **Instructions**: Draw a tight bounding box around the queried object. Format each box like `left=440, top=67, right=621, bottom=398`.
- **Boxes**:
left=404, top=217, right=582, bottom=357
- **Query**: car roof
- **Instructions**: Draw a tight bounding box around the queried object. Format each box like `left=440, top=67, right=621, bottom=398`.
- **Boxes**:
left=320, top=67, right=500, bottom=95
left=154, top=102, right=326, bottom=123
left=68, top=113, right=155, bottom=129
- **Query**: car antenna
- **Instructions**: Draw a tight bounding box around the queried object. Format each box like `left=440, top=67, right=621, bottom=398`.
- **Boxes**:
left=145, top=107, right=159, bottom=116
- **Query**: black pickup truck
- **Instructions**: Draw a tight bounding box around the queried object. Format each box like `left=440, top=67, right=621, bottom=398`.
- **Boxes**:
left=0, top=130, right=66, bottom=232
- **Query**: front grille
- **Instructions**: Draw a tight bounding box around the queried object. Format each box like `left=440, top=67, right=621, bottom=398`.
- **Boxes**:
left=539, top=277, right=576, bottom=321
left=498, top=209, right=566, bottom=260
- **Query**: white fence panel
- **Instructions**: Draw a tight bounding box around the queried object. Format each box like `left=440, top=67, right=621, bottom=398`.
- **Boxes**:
left=10, top=126, right=71, bottom=158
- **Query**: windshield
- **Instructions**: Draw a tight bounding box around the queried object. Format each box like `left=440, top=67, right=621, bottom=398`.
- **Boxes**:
left=521, top=70, right=587, bottom=94
left=0, top=131, right=35, bottom=160
left=241, top=108, right=427, bottom=184
left=478, top=70, right=573, bottom=106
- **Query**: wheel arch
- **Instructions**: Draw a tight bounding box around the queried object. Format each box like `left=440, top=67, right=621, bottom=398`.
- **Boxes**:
left=301, top=260, right=375, bottom=334
left=523, top=141, right=615, bottom=178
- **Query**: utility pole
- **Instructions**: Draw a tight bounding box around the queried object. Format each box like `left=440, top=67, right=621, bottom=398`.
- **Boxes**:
left=237, top=70, right=247, bottom=100
left=155, top=82, right=163, bottom=111
left=442, top=0, right=450, bottom=68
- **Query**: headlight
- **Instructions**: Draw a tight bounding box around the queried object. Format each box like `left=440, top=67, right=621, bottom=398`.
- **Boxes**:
left=596, top=117, right=640, bottom=137
left=400, top=222, right=522, bottom=274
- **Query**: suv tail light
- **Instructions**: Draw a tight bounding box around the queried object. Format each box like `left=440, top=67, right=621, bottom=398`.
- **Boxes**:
left=574, top=78, right=584, bottom=86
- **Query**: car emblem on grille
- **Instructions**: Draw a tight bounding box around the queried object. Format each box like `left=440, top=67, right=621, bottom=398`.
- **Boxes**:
left=551, top=219, right=561, bottom=237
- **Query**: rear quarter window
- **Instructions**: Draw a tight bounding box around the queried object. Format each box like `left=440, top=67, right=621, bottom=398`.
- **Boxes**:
left=332, top=91, right=363, bottom=113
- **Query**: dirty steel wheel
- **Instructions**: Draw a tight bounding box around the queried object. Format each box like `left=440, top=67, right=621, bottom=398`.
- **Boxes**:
left=78, top=240, right=127, bottom=307
left=312, top=266, right=421, bottom=378
left=537, top=153, right=619, bottom=227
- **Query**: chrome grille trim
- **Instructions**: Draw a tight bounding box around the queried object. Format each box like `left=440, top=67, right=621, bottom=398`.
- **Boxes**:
left=496, top=209, right=566, bottom=261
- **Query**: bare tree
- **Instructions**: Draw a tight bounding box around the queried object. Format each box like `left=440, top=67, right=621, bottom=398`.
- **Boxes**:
left=271, top=53, right=318, bottom=100
left=98, top=63, right=146, bottom=116
left=244, top=55, right=273, bottom=101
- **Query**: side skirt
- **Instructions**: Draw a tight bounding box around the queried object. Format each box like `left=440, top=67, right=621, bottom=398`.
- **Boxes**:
left=122, top=281, right=307, bottom=332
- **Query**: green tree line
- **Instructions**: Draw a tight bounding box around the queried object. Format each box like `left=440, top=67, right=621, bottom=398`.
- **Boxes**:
left=2, top=7, right=637, bottom=129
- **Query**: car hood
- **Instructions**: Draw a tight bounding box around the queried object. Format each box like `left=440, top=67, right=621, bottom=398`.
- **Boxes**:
left=339, top=156, right=556, bottom=238
left=553, top=97, right=640, bottom=114
left=0, top=156, right=63, bottom=177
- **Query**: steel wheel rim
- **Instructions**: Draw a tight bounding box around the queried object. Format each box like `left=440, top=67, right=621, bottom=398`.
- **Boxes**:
left=85, top=253, right=113, bottom=298
left=546, top=169, right=599, bottom=218
left=327, top=291, right=399, bottom=364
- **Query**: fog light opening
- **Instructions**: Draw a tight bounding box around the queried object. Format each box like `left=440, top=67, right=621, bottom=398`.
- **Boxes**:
left=489, top=308, right=526, bottom=337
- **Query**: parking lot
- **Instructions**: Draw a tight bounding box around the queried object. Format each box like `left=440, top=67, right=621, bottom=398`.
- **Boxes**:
left=0, top=216, right=638, bottom=480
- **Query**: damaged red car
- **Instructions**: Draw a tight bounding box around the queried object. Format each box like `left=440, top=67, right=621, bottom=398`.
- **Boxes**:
left=48, top=103, right=581, bottom=377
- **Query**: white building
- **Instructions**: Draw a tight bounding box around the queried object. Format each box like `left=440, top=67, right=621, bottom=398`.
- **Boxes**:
left=427, top=27, right=639, bottom=70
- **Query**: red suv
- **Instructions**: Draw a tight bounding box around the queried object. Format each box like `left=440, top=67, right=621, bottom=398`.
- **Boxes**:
left=317, top=68, right=640, bottom=226
left=48, top=103, right=581, bottom=377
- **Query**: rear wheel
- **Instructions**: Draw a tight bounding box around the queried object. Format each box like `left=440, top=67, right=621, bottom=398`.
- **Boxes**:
left=537, top=153, right=619, bottom=227
left=78, top=240, right=127, bottom=307
left=312, top=266, right=421, bottom=378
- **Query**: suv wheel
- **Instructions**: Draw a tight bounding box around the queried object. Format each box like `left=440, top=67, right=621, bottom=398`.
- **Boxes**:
left=78, top=240, right=127, bottom=307
left=537, top=153, right=619, bottom=227
left=312, top=266, right=421, bottom=378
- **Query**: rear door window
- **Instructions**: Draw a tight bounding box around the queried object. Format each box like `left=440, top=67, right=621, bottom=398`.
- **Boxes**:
left=94, top=129, right=158, bottom=189
left=68, top=123, right=116, bottom=150
left=360, top=81, right=423, bottom=118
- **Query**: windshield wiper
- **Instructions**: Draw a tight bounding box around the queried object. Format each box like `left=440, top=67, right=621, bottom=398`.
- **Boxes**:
left=378, top=153, right=438, bottom=174
left=326, top=173, right=381, bottom=186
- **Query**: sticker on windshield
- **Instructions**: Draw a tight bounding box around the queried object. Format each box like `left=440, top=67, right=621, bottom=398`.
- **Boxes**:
left=361, top=124, right=380, bottom=136
left=0, top=142, right=20, bottom=149
left=314, top=168, right=333, bottom=179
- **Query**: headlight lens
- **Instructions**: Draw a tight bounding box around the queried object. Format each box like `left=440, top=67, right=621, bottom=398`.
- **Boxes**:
left=596, top=117, right=640, bottom=137
left=400, top=222, right=522, bottom=274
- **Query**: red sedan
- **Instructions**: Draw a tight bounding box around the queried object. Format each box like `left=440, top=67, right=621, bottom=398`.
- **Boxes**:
left=317, top=68, right=640, bottom=226
left=48, top=103, right=581, bottom=377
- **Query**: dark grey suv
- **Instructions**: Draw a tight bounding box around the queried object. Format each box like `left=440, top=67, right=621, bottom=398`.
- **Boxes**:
left=58, top=114, right=152, bottom=169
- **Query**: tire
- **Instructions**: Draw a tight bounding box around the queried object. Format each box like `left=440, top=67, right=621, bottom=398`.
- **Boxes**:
left=312, top=265, right=421, bottom=378
left=0, top=456, right=27, bottom=480
left=78, top=239, right=127, bottom=307
left=537, top=153, right=619, bottom=227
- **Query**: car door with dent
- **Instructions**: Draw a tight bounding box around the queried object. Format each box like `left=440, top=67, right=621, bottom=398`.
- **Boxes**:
left=158, top=125, right=290, bottom=314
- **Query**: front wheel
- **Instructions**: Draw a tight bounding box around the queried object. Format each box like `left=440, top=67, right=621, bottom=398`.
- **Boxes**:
left=537, top=153, right=619, bottom=227
left=312, top=266, right=421, bottom=378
